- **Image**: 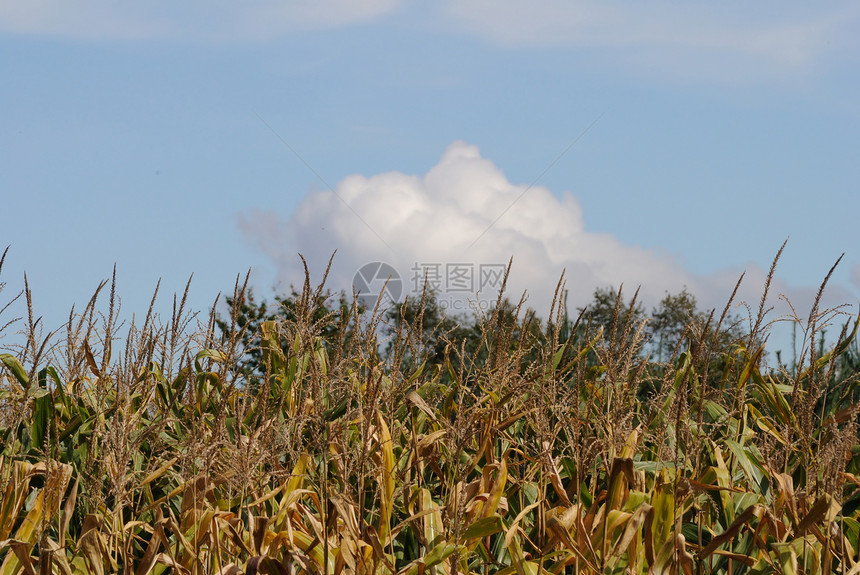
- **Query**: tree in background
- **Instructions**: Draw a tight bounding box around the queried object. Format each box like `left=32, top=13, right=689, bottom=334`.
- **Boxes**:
left=381, top=288, right=481, bottom=370
left=216, top=287, right=354, bottom=385
left=649, top=287, right=703, bottom=362
left=576, top=285, right=646, bottom=349
left=218, top=281, right=755, bottom=396
left=381, top=289, right=545, bottom=381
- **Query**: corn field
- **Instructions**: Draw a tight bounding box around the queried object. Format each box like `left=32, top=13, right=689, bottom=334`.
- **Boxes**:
left=2, top=250, right=860, bottom=574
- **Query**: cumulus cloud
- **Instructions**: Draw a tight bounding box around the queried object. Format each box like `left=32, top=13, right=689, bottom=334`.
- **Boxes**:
left=442, top=1, right=860, bottom=75
left=239, top=140, right=853, bottom=324
left=0, top=0, right=400, bottom=41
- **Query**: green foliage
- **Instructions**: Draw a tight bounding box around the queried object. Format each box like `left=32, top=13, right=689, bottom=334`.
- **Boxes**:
left=578, top=285, right=647, bottom=348
left=216, top=286, right=355, bottom=386
left=382, top=288, right=483, bottom=370
left=649, top=287, right=701, bottom=359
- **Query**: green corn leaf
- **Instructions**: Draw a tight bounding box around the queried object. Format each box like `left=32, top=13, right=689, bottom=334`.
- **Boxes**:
left=462, top=515, right=505, bottom=541
left=0, top=354, right=28, bottom=389
left=30, top=390, right=53, bottom=451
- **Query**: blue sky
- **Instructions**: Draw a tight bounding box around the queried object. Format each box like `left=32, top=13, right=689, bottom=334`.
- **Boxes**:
left=1, top=1, right=858, bottom=355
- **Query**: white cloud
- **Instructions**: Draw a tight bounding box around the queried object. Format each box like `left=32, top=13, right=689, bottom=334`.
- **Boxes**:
left=442, top=1, right=860, bottom=76
left=239, top=140, right=854, bottom=327
left=851, top=266, right=860, bottom=292
left=0, top=0, right=400, bottom=41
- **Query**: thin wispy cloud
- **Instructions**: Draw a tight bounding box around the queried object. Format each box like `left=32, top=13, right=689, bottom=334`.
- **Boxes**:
left=0, top=0, right=401, bottom=40
left=4, top=0, right=857, bottom=86
left=443, top=1, right=860, bottom=77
